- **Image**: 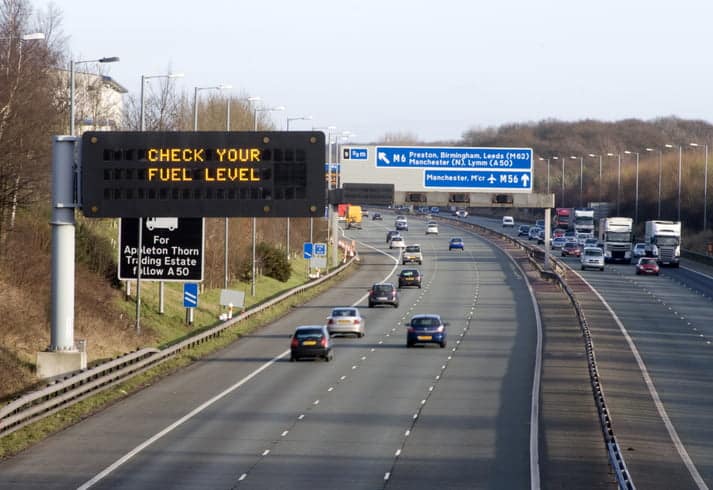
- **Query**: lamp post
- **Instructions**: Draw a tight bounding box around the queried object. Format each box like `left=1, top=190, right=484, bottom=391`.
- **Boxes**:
left=587, top=154, right=603, bottom=203
left=570, top=156, right=583, bottom=207
left=251, top=105, right=285, bottom=296
left=689, top=143, right=709, bottom=229
left=285, top=115, right=313, bottom=260
left=664, top=144, right=682, bottom=221
left=606, top=153, right=622, bottom=215
left=139, top=73, right=183, bottom=131
left=193, top=84, right=231, bottom=131
left=69, top=56, right=119, bottom=135
left=624, top=150, right=640, bottom=223
left=538, top=157, right=550, bottom=195
left=645, top=147, right=663, bottom=218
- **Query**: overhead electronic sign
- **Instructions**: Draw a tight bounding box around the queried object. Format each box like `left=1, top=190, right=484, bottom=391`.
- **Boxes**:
left=81, top=131, right=326, bottom=218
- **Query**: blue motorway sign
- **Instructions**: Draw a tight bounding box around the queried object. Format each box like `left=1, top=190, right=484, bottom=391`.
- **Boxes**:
left=313, top=243, right=327, bottom=256
left=344, top=148, right=368, bottom=160
left=375, top=146, right=532, bottom=170
left=183, top=283, right=198, bottom=308
left=303, top=242, right=313, bottom=259
left=424, top=170, right=532, bottom=191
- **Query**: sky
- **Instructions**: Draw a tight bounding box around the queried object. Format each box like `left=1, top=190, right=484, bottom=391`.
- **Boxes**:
left=53, top=0, right=713, bottom=143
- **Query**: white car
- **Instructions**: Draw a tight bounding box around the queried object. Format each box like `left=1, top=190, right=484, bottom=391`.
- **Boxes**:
left=426, top=222, right=439, bottom=235
left=502, top=216, right=515, bottom=227
left=633, top=242, right=646, bottom=258
left=389, top=236, right=406, bottom=249
left=581, top=247, right=605, bottom=271
left=455, top=209, right=468, bottom=218
left=551, top=236, right=567, bottom=249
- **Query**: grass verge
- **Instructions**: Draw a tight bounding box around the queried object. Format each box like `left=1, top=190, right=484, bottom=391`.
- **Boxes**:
left=0, top=262, right=356, bottom=460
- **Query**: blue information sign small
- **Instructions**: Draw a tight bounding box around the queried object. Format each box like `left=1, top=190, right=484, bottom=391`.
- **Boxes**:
left=183, top=283, right=198, bottom=308
left=303, top=242, right=313, bottom=259
left=424, top=170, right=532, bottom=191
left=313, top=243, right=327, bottom=256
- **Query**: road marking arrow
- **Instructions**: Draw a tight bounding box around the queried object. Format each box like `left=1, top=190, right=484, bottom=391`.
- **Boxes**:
left=378, top=152, right=390, bottom=164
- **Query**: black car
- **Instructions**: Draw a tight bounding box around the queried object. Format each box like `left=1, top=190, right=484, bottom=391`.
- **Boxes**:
left=290, top=325, right=333, bottom=362
left=386, top=230, right=400, bottom=243
left=398, top=268, right=423, bottom=288
left=368, top=282, right=399, bottom=308
left=518, top=225, right=530, bottom=236
left=372, top=212, right=383, bottom=220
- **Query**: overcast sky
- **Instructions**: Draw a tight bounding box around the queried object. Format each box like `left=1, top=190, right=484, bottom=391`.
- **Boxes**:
left=55, top=0, right=713, bottom=143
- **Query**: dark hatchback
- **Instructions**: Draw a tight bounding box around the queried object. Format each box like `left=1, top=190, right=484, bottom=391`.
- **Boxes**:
left=368, top=282, right=399, bottom=308
left=386, top=230, right=400, bottom=243
left=398, top=268, right=423, bottom=288
left=290, top=325, right=333, bottom=362
left=406, top=314, right=448, bottom=348
left=372, top=212, right=383, bottom=220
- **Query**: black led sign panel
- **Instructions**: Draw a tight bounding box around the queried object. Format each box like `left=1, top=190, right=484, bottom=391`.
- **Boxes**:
left=81, top=131, right=326, bottom=218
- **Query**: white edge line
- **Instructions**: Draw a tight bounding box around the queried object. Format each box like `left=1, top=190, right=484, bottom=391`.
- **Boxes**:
left=681, top=265, right=713, bottom=282
left=78, top=350, right=288, bottom=489
left=571, top=268, right=709, bottom=490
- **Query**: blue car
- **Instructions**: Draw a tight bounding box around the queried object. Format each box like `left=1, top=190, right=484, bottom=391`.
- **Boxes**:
left=406, top=314, right=448, bottom=348
left=448, top=237, right=464, bottom=250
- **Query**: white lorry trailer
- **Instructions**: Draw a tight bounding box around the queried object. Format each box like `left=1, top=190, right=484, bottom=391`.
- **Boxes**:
left=598, top=217, right=633, bottom=263
left=644, top=220, right=681, bottom=267
left=574, top=208, right=595, bottom=235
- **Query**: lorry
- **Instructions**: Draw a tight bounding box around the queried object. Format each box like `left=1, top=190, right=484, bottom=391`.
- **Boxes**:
left=644, top=220, right=681, bottom=267
left=337, top=203, right=350, bottom=222
left=573, top=208, right=595, bottom=235
left=598, top=217, right=633, bottom=263
left=554, top=208, right=573, bottom=231
left=346, top=205, right=362, bottom=229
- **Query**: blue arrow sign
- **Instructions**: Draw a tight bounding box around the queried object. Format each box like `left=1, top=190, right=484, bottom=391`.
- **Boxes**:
left=303, top=242, right=313, bottom=259
left=424, top=170, right=532, bottom=191
left=313, top=243, right=327, bottom=256
left=375, top=146, right=532, bottom=170
left=183, top=283, right=198, bottom=308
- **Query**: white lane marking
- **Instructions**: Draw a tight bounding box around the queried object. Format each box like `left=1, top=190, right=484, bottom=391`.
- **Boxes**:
left=261, top=449, right=270, bottom=456
left=405, top=430, right=411, bottom=436
left=298, top=414, right=305, bottom=420
left=572, top=270, right=709, bottom=490
left=395, top=449, right=401, bottom=456
left=313, top=399, right=320, bottom=405
left=384, top=472, right=391, bottom=480
left=239, top=473, right=247, bottom=481
left=78, top=349, right=289, bottom=489
left=682, top=265, right=713, bottom=282
left=328, top=387, right=334, bottom=392
left=281, top=430, right=289, bottom=437
left=340, top=375, right=346, bottom=380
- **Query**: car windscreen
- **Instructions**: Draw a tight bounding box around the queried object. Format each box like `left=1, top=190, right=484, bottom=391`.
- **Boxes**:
left=411, top=317, right=440, bottom=328
left=332, top=309, right=356, bottom=317
left=373, top=285, right=393, bottom=293
left=405, top=246, right=420, bottom=252
left=585, top=249, right=603, bottom=256
left=295, top=328, right=323, bottom=339
left=400, top=270, right=416, bottom=277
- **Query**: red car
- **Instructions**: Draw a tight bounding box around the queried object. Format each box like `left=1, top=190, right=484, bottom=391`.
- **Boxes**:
left=561, top=242, right=581, bottom=257
left=636, top=257, right=660, bottom=276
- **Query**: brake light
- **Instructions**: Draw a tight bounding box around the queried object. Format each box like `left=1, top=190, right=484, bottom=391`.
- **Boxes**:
left=291, top=337, right=299, bottom=348
left=327, top=318, right=334, bottom=325
left=407, top=327, right=414, bottom=333
left=354, top=319, right=361, bottom=324
left=320, top=336, right=327, bottom=347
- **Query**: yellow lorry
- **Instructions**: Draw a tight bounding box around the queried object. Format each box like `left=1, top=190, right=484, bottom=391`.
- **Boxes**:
left=347, top=205, right=363, bottom=229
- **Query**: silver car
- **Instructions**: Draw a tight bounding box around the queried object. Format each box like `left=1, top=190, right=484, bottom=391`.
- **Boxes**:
left=326, top=307, right=365, bottom=337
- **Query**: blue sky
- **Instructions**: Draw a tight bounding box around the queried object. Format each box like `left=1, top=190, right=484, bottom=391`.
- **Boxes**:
left=56, top=0, right=713, bottom=143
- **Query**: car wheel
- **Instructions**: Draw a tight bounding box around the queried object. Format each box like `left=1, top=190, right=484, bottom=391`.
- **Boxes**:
left=440, top=341, right=447, bottom=348
left=581, top=266, right=585, bottom=270
left=656, top=272, right=660, bottom=276
left=406, top=342, right=413, bottom=348
left=393, top=303, right=399, bottom=308
left=368, top=302, right=374, bottom=308
left=600, top=267, right=604, bottom=271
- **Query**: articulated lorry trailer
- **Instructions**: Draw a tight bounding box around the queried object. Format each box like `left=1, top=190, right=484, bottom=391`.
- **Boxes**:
left=644, top=220, right=681, bottom=267
left=574, top=208, right=595, bottom=235
left=598, top=217, right=633, bottom=263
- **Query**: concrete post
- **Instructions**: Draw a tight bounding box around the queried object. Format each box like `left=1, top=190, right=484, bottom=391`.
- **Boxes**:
left=544, top=208, right=551, bottom=271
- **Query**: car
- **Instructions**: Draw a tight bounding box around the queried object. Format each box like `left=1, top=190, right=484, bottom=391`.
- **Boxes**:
left=561, top=242, right=582, bottom=257
left=326, top=307, right=365, bottom=337
left=390, top=235, right=406, bottom=249
left=564, top=230, right=576, bottom=238
left=395, top=218, right=409, bottom=231
left=502, top=216, right=515, bottom=227
left=402, top=244, right=423, bottom=264
left=372, top=212, right=383, bottom=221
left=395, top=215, right=406, bottom=221
left=564, top=235, right=578, bottom=245
left=581, top=247, right=605, bottom=271
left=528, top=227, right=541, bottom=240
left=633, top=242, right=647, bottom=258
left=368, top=282, right=399, bottom=308
left=536, top=219, right=545, bottom=229
left=386, top=230, right=400, bottom=243
left=361, top=208, right=369, bottom=217
left=576, top=233, right=594, bottom=247
left=405, top=314, right=448, bottom=348
left=455, top=209, right=468, bottom=218
left=636, top=257, right=660, bottom=275
left=584, top=238, right=599, bottom=248
left=552, top=229, right=566, bottom=238
left=551, top=236, right=567, bottom=249
left=398, top=268, right=423, bottom=288
left=449, top=237, right=464, bottom=250
left=537, top=229, right=545, bottom=245
left=518, top=225, right=530, bottom=237
left=426, top=222, right=439, bottom=235
left=430, top=206, right=440, bottom=214
left=290, top=325, right=333, bottom=362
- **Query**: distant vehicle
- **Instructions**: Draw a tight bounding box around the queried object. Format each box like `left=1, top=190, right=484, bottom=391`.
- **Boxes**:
left=455, top=209, right=468, bottom=218
left=599, top=217, right=633, bottom=263
left=405, top=314, right=448, bottom=348
left=502, top=216, right=515, bottom=227
left=528, top=227, right=541, bottom=240
left=402, top=244, right=423, bottom=264
left=430, top=206, right=440, bottom=214
left=574, top=208, right=595, bottom=234
left=536, top=229, right=545, bottom=245
left=386, top=230, right=400, bottom=243
left=395, top=218, right=409, bottom=231
left=326, top=307, right=365, bottom=338
left=145, top=217, right=178, bottom=231
left=632, top=242, right=646, bottom=258
left=535, top=219, right=545, bottom=229
left=290, top=325, right=333, bottom=362
left=390, top=236, right=406, bottom=249
left=554, top=208, right=573, bottom=231
left=576, top=232, right=594, bottom=247
left=337, top=203, right=349, bottom=221
left=347, top=205, right=362, bottom=229
left=636, top=257, right=660, bottom=276
left=395, top=215, right=406, bottom=221
left=368, top=282, right=399, bottom=308
left=449, top=237, right=464, bottom=250
left=551, top=236, right=567, bottom=249
left=644, top=220, right=681, bottom=267
left=361, top=208, right=369, bottom=217
left=398, top=268, right=423, bottom=288
left=426, top=222, right=439, bottom=235
left=552, top=229, right=566, bottom=239
left=518, top=225, right=530, bottom=237
left=581, top=247, right=605, bottom=271
left=372, top=212, right=383, bottom=221
left=584, top=238, right=599, bottom=248
left=561, top=242, right=582, bottom=257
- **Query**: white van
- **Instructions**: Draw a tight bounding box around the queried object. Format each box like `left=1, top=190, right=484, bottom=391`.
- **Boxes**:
left=581, top=247, right=605, bottom=271
left=502, top=216, right=514, bottom=228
